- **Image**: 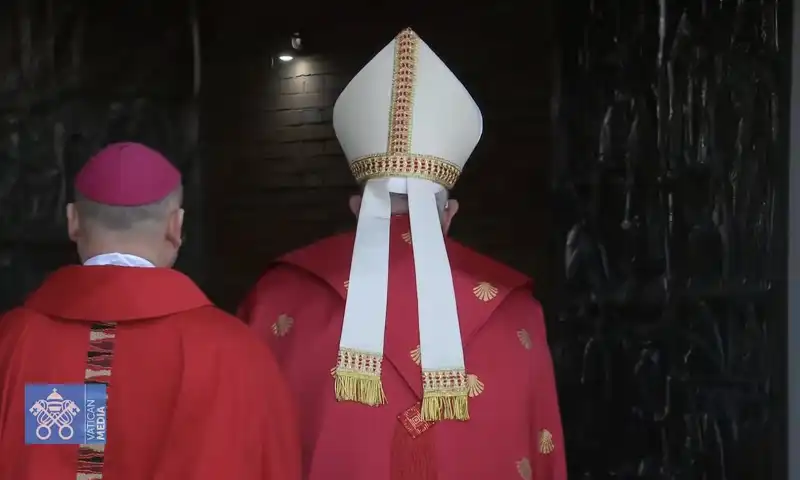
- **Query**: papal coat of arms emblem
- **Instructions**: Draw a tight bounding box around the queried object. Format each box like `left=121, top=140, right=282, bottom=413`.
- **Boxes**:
left=28, top=388, right=82, bottom=441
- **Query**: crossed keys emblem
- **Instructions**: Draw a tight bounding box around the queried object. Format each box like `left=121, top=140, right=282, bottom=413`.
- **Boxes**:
left=29, top=388, right=81, bottom=441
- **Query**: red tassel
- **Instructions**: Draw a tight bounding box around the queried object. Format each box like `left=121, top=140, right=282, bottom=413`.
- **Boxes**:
left=390, top=420, right=438, bottom=480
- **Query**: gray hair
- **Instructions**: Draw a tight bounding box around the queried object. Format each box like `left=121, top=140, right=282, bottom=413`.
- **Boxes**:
left=74, top=186, right=183, bottom=231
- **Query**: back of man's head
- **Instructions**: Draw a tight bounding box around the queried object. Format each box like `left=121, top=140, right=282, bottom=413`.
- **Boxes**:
left=66, top=143, right=185, bottom=268
left=348, top=187, right=459, bottom=234
left=73, top=188, right=182, bottom=233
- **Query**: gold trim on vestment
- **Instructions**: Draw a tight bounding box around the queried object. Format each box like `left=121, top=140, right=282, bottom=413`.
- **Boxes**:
left=421, top=368, right=469, bottom=421
left=334, top=348, right=386, bottom=406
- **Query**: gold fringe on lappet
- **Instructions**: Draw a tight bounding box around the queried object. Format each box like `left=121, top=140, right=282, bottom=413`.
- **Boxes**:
left=421, top=369, right=470, bottom=421
left=334, top=348, right=386, bottom=406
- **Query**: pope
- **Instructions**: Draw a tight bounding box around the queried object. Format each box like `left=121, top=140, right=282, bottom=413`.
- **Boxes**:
left=239, top=29, right=567, bottom=480
left=0, top=142, right=301, bottom=479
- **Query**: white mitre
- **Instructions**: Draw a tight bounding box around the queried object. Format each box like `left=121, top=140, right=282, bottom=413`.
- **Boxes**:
left=332, top=28, right=482, bottom=422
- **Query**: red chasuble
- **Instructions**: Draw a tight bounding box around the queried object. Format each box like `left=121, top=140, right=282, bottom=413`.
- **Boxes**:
left=239, top=215, right=567, bottom=480
left=0, top=265, right=301, bottom=480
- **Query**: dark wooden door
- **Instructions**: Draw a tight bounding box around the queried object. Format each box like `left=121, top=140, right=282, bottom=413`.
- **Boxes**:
left=552, top=0, right=789, bottom=477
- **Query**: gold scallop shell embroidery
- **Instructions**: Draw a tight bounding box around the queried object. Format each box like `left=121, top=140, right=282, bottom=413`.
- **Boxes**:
left=473, top=282, right=498, bottom=302
left=466, top=374, right=484, bottom=398
left=271, top=314, right=294, bottom=337
left=517, top=329, right=532, bottom=350
left=539, top=429, right=555, bottom=455
left=516, top=457, right=532, bottom=480
left=410, top=345, right=421, bottom=365
left=401, top=231, right=412, bottom=244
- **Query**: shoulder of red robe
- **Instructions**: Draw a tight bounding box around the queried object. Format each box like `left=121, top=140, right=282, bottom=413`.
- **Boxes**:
left=275, top=232, right=356, bottom=299
left=446, top=239, right=532, bottom=290
left=446, top=239, right=533, bottom=341
left=24, top=266, right=211, bottom=322
left=276, top=233, right=532, bottom=322
left=0, top=307, right=31, bottom=333
left=276, top=233, right=532, bottom=291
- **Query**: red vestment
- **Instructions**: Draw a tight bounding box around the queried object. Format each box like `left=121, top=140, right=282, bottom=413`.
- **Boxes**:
left=239, top=215, right=567, bottom=480
left=0, top=265, right=301, bottom=480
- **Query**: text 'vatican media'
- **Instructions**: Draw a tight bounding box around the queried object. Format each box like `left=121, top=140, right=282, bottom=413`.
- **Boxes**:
left=84, top=398, right=107, bottom=442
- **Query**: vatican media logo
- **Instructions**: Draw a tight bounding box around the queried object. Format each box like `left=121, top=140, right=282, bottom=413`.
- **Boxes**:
left=24, top=384, right=107, bottom=445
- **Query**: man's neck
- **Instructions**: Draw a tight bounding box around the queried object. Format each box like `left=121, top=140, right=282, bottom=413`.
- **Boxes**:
left=84, top=252, right=155, bottom=267
left=80, top=241, right=160, bottom=267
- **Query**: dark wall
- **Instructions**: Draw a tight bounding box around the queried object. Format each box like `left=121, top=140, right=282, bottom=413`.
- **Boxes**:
left=0, top=0, right=204, bottom=311
left=200, top=2, right=555, bottom=309
left=552, top=0, right=788, bottom=477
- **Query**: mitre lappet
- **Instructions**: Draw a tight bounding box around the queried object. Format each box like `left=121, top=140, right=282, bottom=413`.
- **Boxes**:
left=332, top=28, right=483, bottom=421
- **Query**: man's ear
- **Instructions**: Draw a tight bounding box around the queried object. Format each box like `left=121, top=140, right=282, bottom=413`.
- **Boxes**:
left=442, top=198, right=460, bottom=233
left=66, top=203, right=80, bottom=242
left=166, top=208, right=185, bottom=248
left=349, top=195, right=362, bottom=217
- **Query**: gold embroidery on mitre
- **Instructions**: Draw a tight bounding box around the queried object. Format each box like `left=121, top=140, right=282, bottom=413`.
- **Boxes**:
left=466, top=374, right=484, bottom=398
left=401, top=231, right=412, bottom=244
left=517, top=329, right=532, bottom=350
left=539, top=429, right=556, bottom=455
left=348, top=29, right=463, bottom=191
left=333, top=348, right=386, bottom=406
left=473, top=282, right=498, bottom=302
left=388, top=28, right=417, bottom=154
left=516, top=457, right=532, bottom=480
left=410, top=345, right=421, bottom=365
left=350, top=154, right=461, bottom=190
left=421, top=369, right=469, bottom=421
left=271, top=314, right=294, bottom=337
